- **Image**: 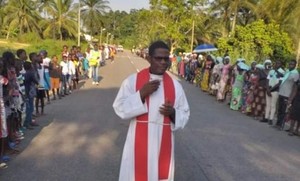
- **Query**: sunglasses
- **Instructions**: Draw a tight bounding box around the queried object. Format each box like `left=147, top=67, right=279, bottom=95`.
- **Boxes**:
left=152, top=56, right=170, bottom=61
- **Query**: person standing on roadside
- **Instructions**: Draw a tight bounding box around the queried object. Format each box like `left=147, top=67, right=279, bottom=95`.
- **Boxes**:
left=275, top=60, right=299, bottom=129
left=60, top=56, right=69, bottom=96
left=90, top=44, right=101, bottom=85
left=113, top=40, right=190, bottom=181
left=49, top=55, right=62, bottom=100
left=82, top=53, right=89, bottom=79
left=23, top=61, right=39, bottom=129
left=34, top=53, right=46, bottom=116
left=40, top=50, right=51, bottom=104
left=264, top=60, right=285, bottom=125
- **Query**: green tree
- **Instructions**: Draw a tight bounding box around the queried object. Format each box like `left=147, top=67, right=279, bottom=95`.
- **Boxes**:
left=39, top=0, right=78, bottom=40
left=217, top=20, right=293, bottom=63
left=3, top=0, right=41, bottom=38
left=80, top=0, right=110, bottom=37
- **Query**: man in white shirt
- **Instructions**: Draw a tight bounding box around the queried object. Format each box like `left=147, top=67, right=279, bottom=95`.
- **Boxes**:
left=264, top=60, right=285, bottom=125
left=276, top=60, right=299, bottom=129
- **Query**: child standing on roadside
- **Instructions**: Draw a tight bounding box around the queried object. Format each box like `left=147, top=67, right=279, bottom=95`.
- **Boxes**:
left=49, top=56, right=61, bottom=100
left=82, top=53, right=89, bottom=79
left=23, top=61, right=39, bottom=129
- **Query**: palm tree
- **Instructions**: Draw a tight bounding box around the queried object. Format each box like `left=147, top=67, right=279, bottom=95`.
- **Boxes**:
left=0, top=0, right=7, bottom=30
left=40, top=0, right=77, bottom=40
left=256, top=0, right=300, bottom=61
left=211, top=0, right=258, bottom=37
left=2, top=0, right=41, bottom=38
left=80, top=0, right=110, bottom=38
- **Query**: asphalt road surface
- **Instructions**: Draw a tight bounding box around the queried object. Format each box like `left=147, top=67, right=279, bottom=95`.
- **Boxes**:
left=1, top=51, right=300, bottom=181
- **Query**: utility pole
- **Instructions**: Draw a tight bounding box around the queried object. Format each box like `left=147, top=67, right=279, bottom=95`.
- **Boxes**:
left=99, top=28, right=106, bottom=45
left=190, top=20, right=195, bottom=53
left=77, top=1, right=81, bottom=46
left=106, top=33, right=111, bottom=44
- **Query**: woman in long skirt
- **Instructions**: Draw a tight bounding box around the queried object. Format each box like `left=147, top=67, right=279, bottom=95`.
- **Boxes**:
left=230, top=67, right=245, bottom=110
left=217, top=56, right=231, bottom=101
left=241, top=62, right=257, bottom=114
left=201, top=55, right=214, bottom=92
left=251, top=63, right=269, bottom=120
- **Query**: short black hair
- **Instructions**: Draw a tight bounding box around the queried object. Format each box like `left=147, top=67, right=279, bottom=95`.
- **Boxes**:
left=2, top=51, right=15, bottom=65
left=29, top=52, right=37, bottom=61
left=149, top=40, right=169, bottom=56
left=16, top=49, right=26, bottom=58
left=24, top=61, right=32, bottom=71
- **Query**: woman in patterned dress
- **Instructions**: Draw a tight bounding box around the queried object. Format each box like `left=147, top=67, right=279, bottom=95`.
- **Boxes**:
left=241, top=61, right=257, bottom=114
left=201, top=55, right=214, bottom=92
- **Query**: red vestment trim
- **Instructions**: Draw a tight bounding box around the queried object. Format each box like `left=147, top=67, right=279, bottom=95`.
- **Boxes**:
left=135, top=68, right=175, bottom=181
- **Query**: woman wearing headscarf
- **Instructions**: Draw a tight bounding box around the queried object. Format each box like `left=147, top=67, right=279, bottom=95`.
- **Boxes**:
left=230, top=61, right=248, bottom=110
left=251, top=60, right=272, bottom=120
left=194, top=55, right=203, bottom=87
left=217, top=56, right=231, bottom=101
left=201, top=55, right=215, bottom=92
left=241, top=61, right=256, bottom=114
left=210, top=57, right=223, bottom=95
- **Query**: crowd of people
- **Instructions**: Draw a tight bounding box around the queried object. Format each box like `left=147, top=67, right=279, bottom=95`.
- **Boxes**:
left=169, top=53, right=300, bottom=136
left=0, top=43, right=116, bottom=169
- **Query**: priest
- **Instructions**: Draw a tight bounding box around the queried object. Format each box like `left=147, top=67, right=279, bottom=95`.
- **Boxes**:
left=113, top=40, right=190, bottom=181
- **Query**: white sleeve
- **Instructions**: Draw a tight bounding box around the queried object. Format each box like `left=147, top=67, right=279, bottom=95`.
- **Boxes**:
left=171, top=81, right=190, bottom=131
left=72, top=63, right=76, bottom=75
left=113, top=75, right=148, bottom=120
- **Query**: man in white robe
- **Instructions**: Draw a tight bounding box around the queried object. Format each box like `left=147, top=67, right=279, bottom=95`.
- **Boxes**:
left=113, top=41, right=190, bottom=181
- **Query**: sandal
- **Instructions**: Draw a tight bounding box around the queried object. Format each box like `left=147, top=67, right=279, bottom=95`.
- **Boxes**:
left=0, top=162, right=8, bottom=169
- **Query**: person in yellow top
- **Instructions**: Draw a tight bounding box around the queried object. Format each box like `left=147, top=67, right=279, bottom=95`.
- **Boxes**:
left=89, top=44, right=101, bottom=85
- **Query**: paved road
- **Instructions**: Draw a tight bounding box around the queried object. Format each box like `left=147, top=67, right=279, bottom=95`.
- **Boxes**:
left=1, top=51, right=300, bottom=181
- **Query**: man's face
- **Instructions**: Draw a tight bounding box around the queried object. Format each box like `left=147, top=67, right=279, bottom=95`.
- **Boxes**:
left=289, top=61, right=296, bottom=70
left=37, top=54, right=43, bottom=63
left=20, top=51, right=27, bottom=60
left=274, top=61, right=282, bottom=69
left=224, top=58, right=229, bottom=65
left=149, top=48, right=170, bottom=75
left=52, top=56, right=58, bottom=63
left=63, top=56, right=68, bottom=62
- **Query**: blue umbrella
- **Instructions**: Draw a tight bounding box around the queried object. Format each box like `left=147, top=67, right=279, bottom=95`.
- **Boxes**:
left=193, top=44, right=218, bottom=53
